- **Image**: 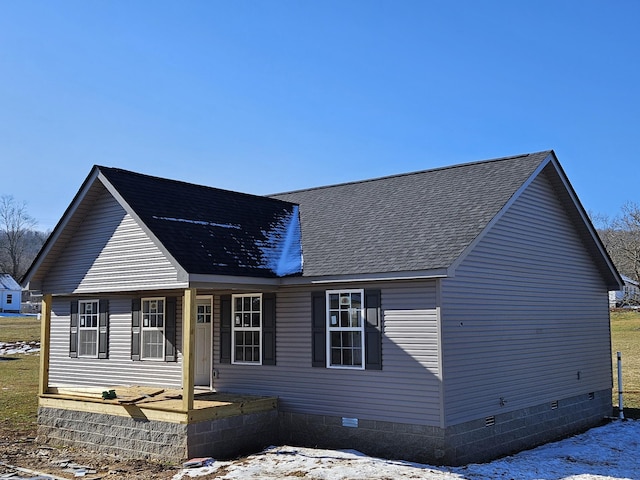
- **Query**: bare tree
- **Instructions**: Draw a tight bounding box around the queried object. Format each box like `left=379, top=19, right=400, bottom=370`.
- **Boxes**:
left=593, top=202, right=640, bottom=285
left=0, top=195, right=38, bottom=280
left=611, top=202, right=640, bottom=283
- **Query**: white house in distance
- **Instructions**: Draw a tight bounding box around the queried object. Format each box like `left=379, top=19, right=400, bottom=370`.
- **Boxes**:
left=609, top=274, right=640, bottom=308
left=0, top=274, right=22, bottom=313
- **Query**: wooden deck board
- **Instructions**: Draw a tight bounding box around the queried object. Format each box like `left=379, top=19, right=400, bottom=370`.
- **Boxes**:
left=40, top=387, right=277, bottom=424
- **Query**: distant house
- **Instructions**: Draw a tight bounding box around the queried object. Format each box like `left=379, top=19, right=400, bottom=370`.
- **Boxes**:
left=22, top=150, right=622, bottom=466
left=0, top=274, right=21, bottom=313
left=609, top=274, right=640, bottom=307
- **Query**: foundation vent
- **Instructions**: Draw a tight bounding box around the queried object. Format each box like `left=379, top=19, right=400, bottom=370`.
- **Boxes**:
left=551, top=401, right=559, bottom=410
left=588, top=392, right=595, bottom=400
left=342, top=417, right=358, bottom=428
left=485, top=416, right=495, bottom=427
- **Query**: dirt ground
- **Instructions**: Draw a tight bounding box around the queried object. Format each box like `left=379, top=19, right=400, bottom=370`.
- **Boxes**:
left=0, top=425, right=181, bottom=480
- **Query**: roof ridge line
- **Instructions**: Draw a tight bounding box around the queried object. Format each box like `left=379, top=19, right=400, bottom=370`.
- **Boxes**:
left=269, top=150, right=553, bottom=197
left=96, top=165, right=298, bottom=206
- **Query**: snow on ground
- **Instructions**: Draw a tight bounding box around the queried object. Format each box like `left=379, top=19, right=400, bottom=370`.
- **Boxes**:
left=0, top=340, right=40, bottom=355
left=174, top=419, right=640, bottom=480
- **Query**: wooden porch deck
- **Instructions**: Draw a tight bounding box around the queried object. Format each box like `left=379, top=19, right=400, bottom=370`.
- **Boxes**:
left=40, top=386, right=277, bottom=424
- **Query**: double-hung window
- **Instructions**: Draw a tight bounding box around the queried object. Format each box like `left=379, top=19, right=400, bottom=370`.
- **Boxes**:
left=71, top=299, right=108, bottom=359
left=78, top=300, right=99, bottom=357
left=327, top=289, right=365, bottom=369
left=232, top=293, right=262, bottom=364
left=141, top=297, right=165, bottom=360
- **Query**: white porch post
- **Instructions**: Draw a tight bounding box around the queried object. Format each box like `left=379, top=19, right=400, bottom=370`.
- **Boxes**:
left=182, top=288, right=197, bottom=412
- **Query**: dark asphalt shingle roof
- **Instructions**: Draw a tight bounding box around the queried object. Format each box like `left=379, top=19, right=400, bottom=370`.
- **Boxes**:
left=271, top=151, right=551, bottom=277
left=23, top=150, right=622, bottom=289
left=98, top=166, right=302, bottom=278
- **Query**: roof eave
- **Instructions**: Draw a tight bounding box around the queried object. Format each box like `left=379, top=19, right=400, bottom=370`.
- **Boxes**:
left=188, top=273, right=281, bottom=290
left=447, top=153, right=554, bottom=276
left=97, top=169, right=190, bottom=282
left=545, top=154, right=624, bottom=291
left=281, top=268, right=450, bottom=285
left=447, top=151, right=623, bottom=291
left=21, top=166, right=102, bottom=290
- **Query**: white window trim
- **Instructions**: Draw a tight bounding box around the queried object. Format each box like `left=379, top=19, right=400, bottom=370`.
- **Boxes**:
left=231, top=293, right=263, bottom=365
left=78, top=299, right=100, bottom=359
left=326, top=289, right=366, bottom=370
left=141, top=297, right=165, bottom=361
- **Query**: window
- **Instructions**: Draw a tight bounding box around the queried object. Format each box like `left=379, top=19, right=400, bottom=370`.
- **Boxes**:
left=78, top=300, right=99, bottom=357
left=142, top=298, right=165, bottom=360
left=311, top=289, right=381, bottom=370
left=197, top=303, right=212, bottom=323
left=6, top=294, right=12, bottom=303
left=70, top=299, right=109, bottom=359
left=131, top=297, right=176, bottom=362
left=232, top=294, right=262, bottom=364
left=220, top=293, right=276, bottom=366
left=326, top=289, right=365, bottom=369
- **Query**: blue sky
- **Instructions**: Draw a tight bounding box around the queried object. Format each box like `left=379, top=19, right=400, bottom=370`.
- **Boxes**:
left=1, top=1, right=638, bottom=230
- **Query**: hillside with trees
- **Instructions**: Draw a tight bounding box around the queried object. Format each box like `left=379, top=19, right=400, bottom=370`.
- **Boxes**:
left=593, top=201, right=640, bottom=300
left=0, top=195, right=47, bottom=281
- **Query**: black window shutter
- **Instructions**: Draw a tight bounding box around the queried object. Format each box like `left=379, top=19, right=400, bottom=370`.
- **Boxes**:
left=220, top=295, right=232, bottom=364
left=262, top=293, right=276, bottom=365
left=131, top=298, right=141, bottom=361
left=98, top=299, right=109, bottom=359
left=364, top=289, right=382, bottom=370
left=311, top=291, right=326, bottom=367
left=69, top=301, right=78, bottom=358
left=165, top=297, right=177, bottom=362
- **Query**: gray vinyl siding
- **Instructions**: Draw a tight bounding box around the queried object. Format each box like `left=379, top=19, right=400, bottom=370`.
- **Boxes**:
left=440, top=170, right=612, bottom=426
left=213, top=281, right=443, bottom=426
left=43, top=187, right=184, bottom=295
left=48, top=296, right=183, bottom=389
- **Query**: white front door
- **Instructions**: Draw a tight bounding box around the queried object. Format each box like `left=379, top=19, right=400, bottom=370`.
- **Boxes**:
left=195, top=297, right=213, bottom=387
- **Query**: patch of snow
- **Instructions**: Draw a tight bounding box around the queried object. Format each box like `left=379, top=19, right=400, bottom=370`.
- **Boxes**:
left=152, top=216, right=241, bottom=229
left=258, top=206, right=303, bottom=276
left=173, top=419, right=640, bottom=479
left=0, top=341, right=40, bottom=355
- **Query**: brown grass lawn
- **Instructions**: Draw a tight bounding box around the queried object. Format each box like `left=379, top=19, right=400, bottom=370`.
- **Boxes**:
left=0, top=316, right=40, bottom=433
left=611, top=309, right=640, bottom=414
left=0, top=311, right=638, bottom=438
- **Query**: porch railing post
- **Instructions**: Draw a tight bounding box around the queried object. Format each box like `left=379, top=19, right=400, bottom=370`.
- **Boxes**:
left=182, top=288, right=197, bottom=412
left=39, top=294, right=52, bottom=396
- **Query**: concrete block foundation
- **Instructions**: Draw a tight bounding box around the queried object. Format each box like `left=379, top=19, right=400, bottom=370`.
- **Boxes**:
left=37, top=389, right=611, bottom=466
left=279, top=389, right=611, bottom=466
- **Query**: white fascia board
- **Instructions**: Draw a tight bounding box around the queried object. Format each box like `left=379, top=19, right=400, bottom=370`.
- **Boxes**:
left=97, top=171, right=190, bottom=283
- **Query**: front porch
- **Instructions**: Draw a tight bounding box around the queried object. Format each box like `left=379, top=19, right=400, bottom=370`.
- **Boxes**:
left=37, top=386, right=279, bottom=461
left=37, top=292, right=279, bottom=461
